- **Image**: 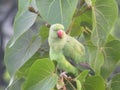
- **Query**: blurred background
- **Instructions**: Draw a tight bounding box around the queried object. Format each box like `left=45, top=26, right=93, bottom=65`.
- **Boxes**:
left=0, top=0, right=17, bottom=89
left=0, top=0, right=120, bottom=90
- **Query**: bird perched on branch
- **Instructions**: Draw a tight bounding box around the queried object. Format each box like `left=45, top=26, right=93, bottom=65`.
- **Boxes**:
left=48, top=23, right=90, bottom=75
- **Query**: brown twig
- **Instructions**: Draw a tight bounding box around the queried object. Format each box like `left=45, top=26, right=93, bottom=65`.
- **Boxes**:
left=45, top=23, right=51, bottom=28
left=74, top=6, right=92, bottom=17
left=28, top=6, right=51, bottom=28
left=60, top=72, right=77, bottom=90
left=66, top=18, right=75, bottom=34
left=77, top=0, right=85, bottom=9
left=28, top=6, right=40, bottom=16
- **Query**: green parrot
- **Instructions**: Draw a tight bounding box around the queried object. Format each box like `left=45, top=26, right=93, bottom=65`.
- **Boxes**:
left=48, top=23, right=88, bottom=75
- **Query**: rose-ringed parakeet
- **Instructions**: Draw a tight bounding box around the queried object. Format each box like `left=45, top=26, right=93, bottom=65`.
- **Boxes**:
left=48, top=23, right=88, bottom=75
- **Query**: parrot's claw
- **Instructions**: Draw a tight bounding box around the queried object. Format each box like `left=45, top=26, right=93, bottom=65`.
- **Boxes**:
left=60, top=72, right=67, bottom=78
left=60, top=72, right=73, bottom=81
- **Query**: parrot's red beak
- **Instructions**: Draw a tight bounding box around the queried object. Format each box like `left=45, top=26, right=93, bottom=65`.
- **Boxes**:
left=57, top=30, right=63, bottom=39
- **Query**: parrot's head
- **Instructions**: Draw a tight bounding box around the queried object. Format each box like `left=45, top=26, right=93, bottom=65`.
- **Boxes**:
left=49, top=24, right=66, bottom=39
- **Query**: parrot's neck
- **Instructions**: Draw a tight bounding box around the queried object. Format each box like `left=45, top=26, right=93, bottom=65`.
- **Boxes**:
left=48, top=35, right=67, bottom=51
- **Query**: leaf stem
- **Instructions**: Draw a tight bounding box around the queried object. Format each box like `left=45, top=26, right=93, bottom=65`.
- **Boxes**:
left=66, top=18, right=75, bottom=34
left=74, top=6, right=92, bottom=17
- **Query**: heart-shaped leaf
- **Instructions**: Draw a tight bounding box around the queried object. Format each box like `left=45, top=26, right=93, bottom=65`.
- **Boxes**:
left=91, top=0, right=118, bottom=46
left=23, top=58, right=58, bottom=90
left=36, top=0, right=78, bottom=29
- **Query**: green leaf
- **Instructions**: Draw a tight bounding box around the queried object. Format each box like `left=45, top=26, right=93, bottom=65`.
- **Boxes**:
left=5, top=29, right=41, bottom=76
left=70, top=10, right=92, bottom=36
left=26, top=75, right=58, bottom=90
left=79, top=10, right=92, bottom=29
left=84, top=75, right=105, bottom=90
left=39, top=26, right=49, bottom=42
left=76, top=70, right=89, bottom=83
left=17, top=49, right=49, bottom=79
left=116, top=0, right=120, bottom=6
left=92, top=50, right=104, bottom=75
left=17, top=52, right=41, bottom=78
left=69, top=19, right=82, bottom=36
left=7, top=78, right=25, bottom=90
left=101, top=40, right=120, bottom=79
left=106, top=34, right=117, bottom=43
left=10, top=0, right=37, bottom=46
left=111, top=73, right=120, bottom=90
left=36, top=0, right=78, bottom=29
left=91, top=0, right=96, bottom=5
left=23, top=58, right=58, bottom=90
left=39, top=41, right=49, bottom=58
left=76, top=80, right=82, bottom=90
left=91, top=0, right=118, bottom=46
left=112, top=17, right=120, bottom=40
left=88, top=45, right=104, bottom=75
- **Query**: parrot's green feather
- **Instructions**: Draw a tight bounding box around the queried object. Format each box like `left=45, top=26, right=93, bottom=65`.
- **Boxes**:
left=49, top=48, right=78, bottom=74
left=63, top=35, right=85, bottom=63
left=50, top=24, right=64, bottom=31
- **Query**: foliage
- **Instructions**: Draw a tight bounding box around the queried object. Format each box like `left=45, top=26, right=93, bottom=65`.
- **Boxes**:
left=4, top=0, right=120, bottom=90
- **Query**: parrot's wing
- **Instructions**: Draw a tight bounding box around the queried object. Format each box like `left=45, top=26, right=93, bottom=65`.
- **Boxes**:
left=63, top=35, right=86, bottom=63
left=62, top=36, right=94, bottom=74
left=49, top=48, right=78, bottom=74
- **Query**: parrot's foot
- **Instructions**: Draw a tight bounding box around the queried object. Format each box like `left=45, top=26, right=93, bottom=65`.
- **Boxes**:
left=60, top=72, right=72, bottom=80
left=58, top=72, right=76, bottom=90
left=60, top=72, right=67, bottom=78
left=57, top=72, right=66, bottom=90
left=60, top=71, right=74, bottom=82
